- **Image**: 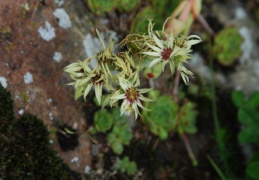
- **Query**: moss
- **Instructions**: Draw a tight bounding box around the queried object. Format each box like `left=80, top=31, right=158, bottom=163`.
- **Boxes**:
left=0, top=85, right=71, bottom=179
left=0, top=85, right=14, bottom=134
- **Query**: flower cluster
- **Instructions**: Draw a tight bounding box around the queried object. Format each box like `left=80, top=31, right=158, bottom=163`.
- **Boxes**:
left=65, top=31, right=151, bottom=119
left=65, top=19, right=201, bottom=119
left=123, top=20, right=202, bottom=84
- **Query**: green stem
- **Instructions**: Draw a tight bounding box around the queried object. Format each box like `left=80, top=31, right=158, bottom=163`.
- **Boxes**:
left=209, top=49, right=220, bottom=139
left=209, top=39, right=231, bottom=177
left=182, top=133, right=198, bottom=166
left=173, top=71, right=180, bottom=102
left=207, top=155, right=227, bottom=180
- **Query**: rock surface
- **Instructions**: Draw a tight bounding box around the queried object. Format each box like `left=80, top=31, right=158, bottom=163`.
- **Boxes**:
left=0, top=0, right=93, bottom=173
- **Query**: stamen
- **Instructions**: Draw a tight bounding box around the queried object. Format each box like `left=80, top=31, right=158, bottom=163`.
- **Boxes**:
left=125, top=87, right=139, bottom=104
left=161, top=48, right=173, bottom=60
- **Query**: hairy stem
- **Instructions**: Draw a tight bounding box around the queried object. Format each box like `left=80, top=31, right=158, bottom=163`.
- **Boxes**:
left=173, top=71, right=180, bottom=102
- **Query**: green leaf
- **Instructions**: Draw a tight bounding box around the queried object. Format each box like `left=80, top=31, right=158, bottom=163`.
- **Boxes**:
left=86, top=0, right=119, bottom=15
left=246, top=161, right=259, bottom=179
left=142, top=91, right=179, bottom=140
left=117, top=125, right=133, bottom=144
left=108, top=117, right=132, bottom=154
left=179, top=102, right=198, bottom=134
left=131, top=6, right=155, bottom=33
left=112, top=142, right=123, bottom=155
left=113, top=125, right=120, bottom=134
left=118, top=157, right=137, bottom=175
left=231, top=91, right=245, bottom=107
left=112, top=108, right=127, bottom=124
left=249, top=153, right=259, bottom=163
left=158, top=128, right=168, bottom=140
left=238, top=108, right=259, bottom=125
left=127, top=162, right=137, bottom=175
left=213, top=27, right=243, bottom=66
left=184, top=125, right=197, bottom=134
left=238, top=126, right=259, bottom=144
left=246, top=154, right=259, bottom=180
left=119, top=156, right=129, bottom=173
left=247, top=92, right=259, bottom=109
left=94, top=109, right=112, bottom=132
left=147, top=89, right=160, bottom=100
left=107, top=133, right=116, bottom=144
left=118, top=0, right=140, bottom=12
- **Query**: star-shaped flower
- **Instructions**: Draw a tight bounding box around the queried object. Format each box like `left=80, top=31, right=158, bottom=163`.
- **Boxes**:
left=142, top=32, right=202, bottom=84
left=142, top=33, right=176, bottom=71
left=65, top=59, right=113, bottom=105
left=110, top=77, right=152, bottom=119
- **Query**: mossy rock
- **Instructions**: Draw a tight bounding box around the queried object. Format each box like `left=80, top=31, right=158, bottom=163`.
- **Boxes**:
left=0, top=86, right=70, bottom=179
left=213, top=27, right=243, bottom=66
left=0, top=85, right=14, bottom=134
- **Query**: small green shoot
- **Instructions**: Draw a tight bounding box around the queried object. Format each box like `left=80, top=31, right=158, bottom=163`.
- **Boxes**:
left=177, top=101, right=198, bottom=135
left=247, top=161, right=259, bottom=180
left=118, top=0, right=140, bottom=12
left=130, top=6, right=155, bottom=33
left=207, top=156, right=227, bottom=180
left=142, top=90, right=178, bottom=140
left=86, top=0, right=119, bottom=15
left=232, top=91, right=259, bottom=144
left=232, top=90, right=259, bottom=180
left=86, top=0, right=140, bottom=15
left=213, top=27, right=243, bottom=66
left=108, top=122, right=133, bottom=154
left=115, top=156, right=137, bottom=175
left=246, top=153, right=259, bottom=180
left=142, top=90, right=198, bottom=140
left=90, top=108, right=133, bottom=155
left=91, top=109, right=113, bottom=133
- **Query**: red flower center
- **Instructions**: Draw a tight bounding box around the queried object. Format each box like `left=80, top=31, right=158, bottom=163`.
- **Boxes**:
left=125, top=87, right=139, bottom=104
left=161, top=48, right=173, bottom=60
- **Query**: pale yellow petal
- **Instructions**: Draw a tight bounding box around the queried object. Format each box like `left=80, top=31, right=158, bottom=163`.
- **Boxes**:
left=136, top=100, right=149, bottom=111
left=95, top=84, right=102, bottom=104
left=84, top=83, right=93, bottom=100
left=142, top=51, right=160, bottom=57
left=139, top=95, right=153, bottom=102
left=146, top=43, right=162, bottom=53
left=120, top=100, right=129, bottom=116
left=149, top=58, right=162, bottom=68
left=78, top=76, right=92, bottom=86
left=139, top=88, right=152, bottom=94
left=110, top=94, right=126, bottom=100
left=153, top=34, right=164, bottom=49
